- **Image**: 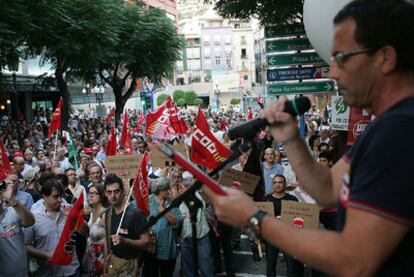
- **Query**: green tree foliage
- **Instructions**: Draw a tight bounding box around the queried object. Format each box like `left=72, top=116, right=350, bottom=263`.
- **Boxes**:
left=194, top=98, right=203, bottom=106
left=173, top=90, right=185, bottom=103
left=211, top=0, right=304, bottom=26
left=94, top=6, right=184, bottom=123
left=23, top=0, right=123, bottom=128
left=156, top=93, right=168, bottom=106
left=184, top=91, right=198, bottom=105
left=176, top=98, right=186, bottom=106
left=1, top=1, right=183, bottom=127
left=230, top=98, right=241, bottom=105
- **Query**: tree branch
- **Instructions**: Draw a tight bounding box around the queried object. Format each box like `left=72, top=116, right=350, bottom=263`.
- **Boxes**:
left=122, top=77, right=137, bottom=102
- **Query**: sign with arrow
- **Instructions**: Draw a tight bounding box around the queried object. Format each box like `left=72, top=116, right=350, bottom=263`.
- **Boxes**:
left=267, top=81, right=335, bottom=95
left=265, top=24, right=305, bottom=38
left=267, top=66, right=330, bottom=82
left=267, top=52, right=326, bottom=67
left=266, top=38, right=313, bottom=52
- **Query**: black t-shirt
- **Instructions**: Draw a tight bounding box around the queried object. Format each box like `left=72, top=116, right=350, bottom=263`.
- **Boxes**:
left=265, top=193, right=298, bottom=217
left=108, top=204, right=147, bottom=259
left=337, top=97, right=414, bottom=276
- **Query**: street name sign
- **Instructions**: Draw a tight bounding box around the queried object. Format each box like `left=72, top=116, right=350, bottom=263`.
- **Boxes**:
left=267, top=52, right=325, bottom=67
left=264, top=25, right=306, bottom=38
left=267, top=81, right=335, bottom=95
left=266, top=38, right=313, bottom=52
left=267, top=66, right=330, bottom=82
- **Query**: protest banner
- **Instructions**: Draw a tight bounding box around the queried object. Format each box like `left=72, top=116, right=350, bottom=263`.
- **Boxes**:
left=281, top=200, right=320, bottom=229
left=218, top=168, right=260, bottom=195
left=105, top=154, right=142, bottom=180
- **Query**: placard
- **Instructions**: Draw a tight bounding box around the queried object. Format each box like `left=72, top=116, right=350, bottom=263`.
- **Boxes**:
left=255, top=201, right=275, bottom=217
left=281, top=200, right=320, bottom=229
left=151, top=143, right=187, bottom=168
left=104, top=154, right=142, bottom=180
left=218, top=168, right=261, bottom=195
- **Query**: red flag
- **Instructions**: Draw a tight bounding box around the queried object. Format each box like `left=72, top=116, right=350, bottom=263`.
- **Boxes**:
left=166, top=97, right=189, bottom=135
left=0, top=139, right=12, bottom=180
left=191, top=108, right=231, bottom=169
left=145, top=99, right=177, bottom=140
left=105, top=125, right=117, bottom=156
left=48, top=97, right=62, bottom=138
left=49, top=192, right=85, bottom=265
left=120, top=112, right=132, bottom=150
left=132, top=152, right=150, bottom=216
left=105, top=107, right=115, bottom=122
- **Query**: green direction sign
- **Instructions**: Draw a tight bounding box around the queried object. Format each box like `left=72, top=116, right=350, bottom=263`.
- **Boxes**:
left=267, top=52, right=325, bottom=67
left=264, top=25, right=305, bottom=38
left=266, top=38, right=312, bottom=52
left=267, top=81, right=335, bottom=95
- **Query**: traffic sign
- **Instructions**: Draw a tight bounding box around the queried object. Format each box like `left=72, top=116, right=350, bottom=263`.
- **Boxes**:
left=267, top=66, right=329, bottom=82
left=266, top=38, right=313, bottom=52
left=264, top=25, right=305, bottom=38
left=267, top=81, right=335, bottom=95
left=267, top=52, right=325, bottom=67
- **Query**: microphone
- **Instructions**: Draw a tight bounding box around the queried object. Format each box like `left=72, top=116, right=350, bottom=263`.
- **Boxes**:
left=228, top=97, right=311, bottom=140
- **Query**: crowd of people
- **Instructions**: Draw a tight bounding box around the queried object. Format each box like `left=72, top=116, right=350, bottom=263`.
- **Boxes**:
left=0, top=96, right=345, bottom=277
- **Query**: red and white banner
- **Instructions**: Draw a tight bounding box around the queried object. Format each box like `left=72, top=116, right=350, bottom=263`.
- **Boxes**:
left=49, top=193, right=85, bottom=265
left=191, top=108, right=231, bottom=169
left=166, top=97, right=189, bottom=135
left=132, top=152, right=150, bottom=216
left=48, top=97, right=62, bottom=138
left=145, top=98, right=177, bottom=140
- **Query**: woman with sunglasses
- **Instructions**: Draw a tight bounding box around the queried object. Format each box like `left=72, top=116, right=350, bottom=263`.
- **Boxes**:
left=85, top=184, right=109, bottom=277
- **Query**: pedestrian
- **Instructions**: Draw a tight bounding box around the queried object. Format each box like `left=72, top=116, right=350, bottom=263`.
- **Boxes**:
left=104, top=173, right=151, bottom=277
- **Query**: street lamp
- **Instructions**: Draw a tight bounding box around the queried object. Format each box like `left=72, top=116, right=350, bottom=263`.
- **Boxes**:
left=82, top=83, right=91, bottom=110
left=92, top=85, right=105, bottom=118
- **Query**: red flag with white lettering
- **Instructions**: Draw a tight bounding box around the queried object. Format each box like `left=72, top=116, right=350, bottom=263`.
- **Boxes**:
left=166, top=97, right=189, bottom=134
left=120, top=112, right=132, bottom=151
left=49, top=192, right=85, bottom=265
left=48, top=97, right=62, bottom=138
left=132, top=152, right=150, bottom=216
left=105, top=125, right=117, bottom=156
left=191, top=108, right=231, bottom=169
left=0, top=139, right=11, bottom=180
left=145, top=99, right=177, bottom=140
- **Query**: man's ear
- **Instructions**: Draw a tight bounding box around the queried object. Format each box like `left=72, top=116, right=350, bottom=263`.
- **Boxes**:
left=379, top=45, right=398, bottom=74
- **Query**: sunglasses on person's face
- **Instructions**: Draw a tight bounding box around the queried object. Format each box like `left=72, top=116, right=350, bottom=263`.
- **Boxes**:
left=88, top=191, right=99, bottom=196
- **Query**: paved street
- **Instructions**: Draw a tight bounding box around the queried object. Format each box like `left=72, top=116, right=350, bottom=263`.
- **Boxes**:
left=172, top=234, right=313, bottom=277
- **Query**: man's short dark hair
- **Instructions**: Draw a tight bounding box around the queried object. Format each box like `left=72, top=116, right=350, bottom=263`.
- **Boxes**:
left=319, top=151, right=333, bottom=162
left=318, top=143, right=329, bottom=152
left=41, top=178, right=64, bottom=196
left=273, top=174, right=286, bottom=184
left=334, top=0, right=414, bottom=73
left=64, top=168, right=76, bottom=175
left=104, top=173, right=123, bottom=190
